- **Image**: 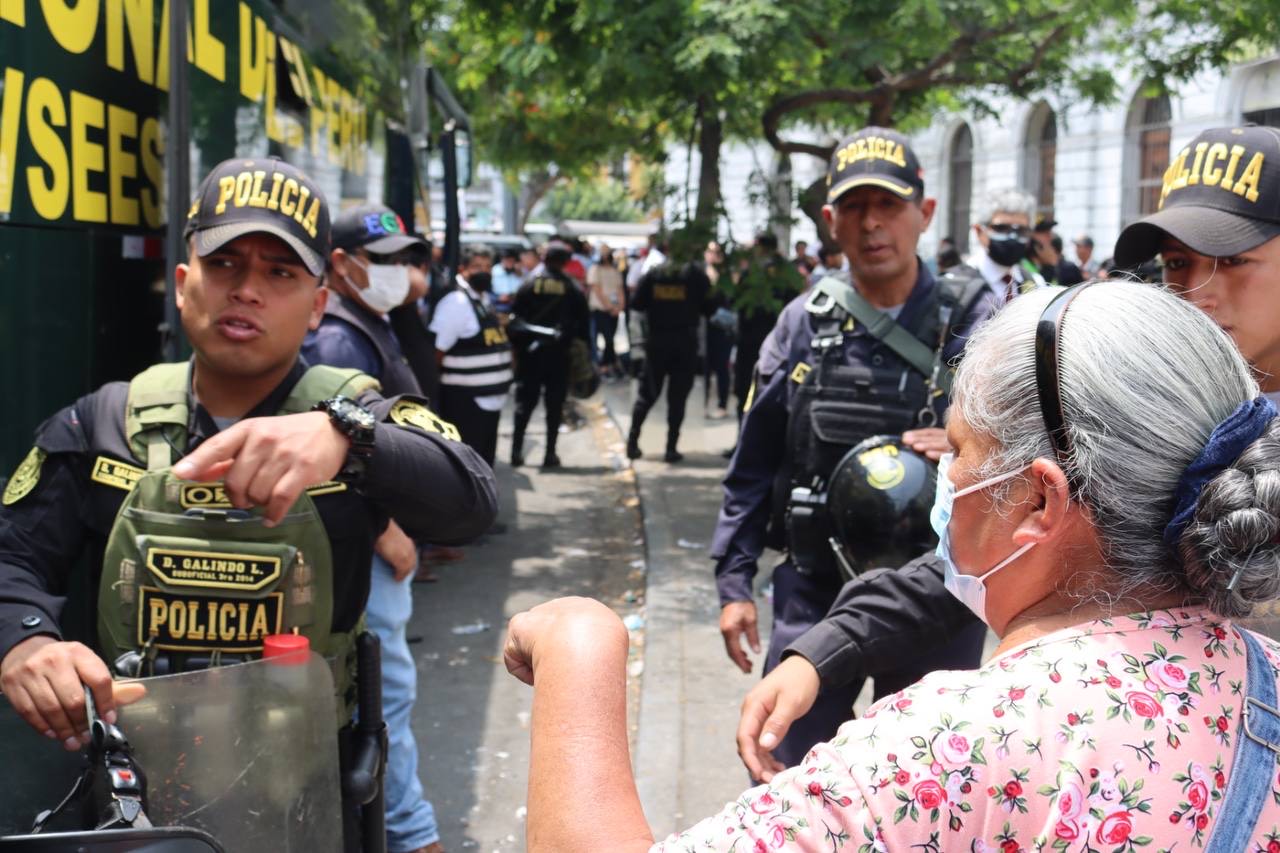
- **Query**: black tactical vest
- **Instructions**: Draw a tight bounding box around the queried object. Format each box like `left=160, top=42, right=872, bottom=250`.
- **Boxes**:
left=774, top=272, right=986, bottom=569
left=439, top=283, right=514, bottom=397
left=323, top=294, right=422, bottom=398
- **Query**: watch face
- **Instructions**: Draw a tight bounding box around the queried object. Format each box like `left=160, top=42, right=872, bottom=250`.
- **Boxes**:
left=330, top=398, right=376, bottom=430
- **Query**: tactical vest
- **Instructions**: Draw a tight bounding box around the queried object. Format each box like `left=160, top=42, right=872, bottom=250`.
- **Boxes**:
left=440, top=283, right=514, bottom=396
left=98, top=363, right=378, bottom=679
left=777, top=272, right=987, bottom=573
left=323, top=294, right=423, bottom=398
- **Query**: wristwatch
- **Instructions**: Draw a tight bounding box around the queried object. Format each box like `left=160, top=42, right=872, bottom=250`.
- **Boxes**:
left=313, top=396, right=378, bottom=483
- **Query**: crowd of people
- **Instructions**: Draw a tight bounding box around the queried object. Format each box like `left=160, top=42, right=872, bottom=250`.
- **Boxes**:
left=4, top=121, right=1280, bottom=853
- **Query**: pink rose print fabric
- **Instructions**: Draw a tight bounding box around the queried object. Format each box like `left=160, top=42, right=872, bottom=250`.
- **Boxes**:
left=652, top=608, right=1280, bottom=852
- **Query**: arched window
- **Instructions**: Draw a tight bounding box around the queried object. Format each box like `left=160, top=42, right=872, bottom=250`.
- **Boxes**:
left=948, top=124, right=973, bottom=254
left=1022, top=103, right=1056, bottom=223
left=1124, top=90, right=1171, bottom=223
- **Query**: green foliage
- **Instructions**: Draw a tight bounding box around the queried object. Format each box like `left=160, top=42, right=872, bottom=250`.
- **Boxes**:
left=419, top=0, right=1280, bottom=231
left=535, top=179, right=644, bottom=223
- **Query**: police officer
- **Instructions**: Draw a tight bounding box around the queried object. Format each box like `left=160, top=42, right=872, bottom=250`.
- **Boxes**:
left=712, top=127, right=996, bottom=769
left=624, top=242, right=714, bottom=462
left=509, top=242, right=590, bottom=468
left=0, top=158, right=497, bottom=756
left=1111, top=124, right=1280, bottom=392
left=430, top=246, right=514, bottom=468
left=301, top=202, right=447, bottom=853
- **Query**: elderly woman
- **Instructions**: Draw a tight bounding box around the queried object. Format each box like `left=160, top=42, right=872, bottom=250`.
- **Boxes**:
left=504, top=281, right=1280, bottom=851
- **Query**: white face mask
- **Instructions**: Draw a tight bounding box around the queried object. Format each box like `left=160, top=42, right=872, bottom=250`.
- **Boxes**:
left=930, top=453, right=1035, bottom=625
left=346, top=256, right=410, bottom=314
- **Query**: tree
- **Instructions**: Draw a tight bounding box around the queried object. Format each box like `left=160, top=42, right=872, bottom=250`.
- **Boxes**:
left=756, top=0, right=1280, bottom=245
left=426, top=0, right=804, bottom=232
left=536, top=179, right=644, bottom=224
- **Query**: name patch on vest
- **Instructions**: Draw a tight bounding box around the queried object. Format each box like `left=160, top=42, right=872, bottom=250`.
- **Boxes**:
left=177, top=481, right=346, bottom=507
left=653, top=284, right=687, bottom=301
left=91, top=456, right=145, bottom=492
left=146, top=547, right=282, bottom=591
left=138, top=587, right=282, bottom=652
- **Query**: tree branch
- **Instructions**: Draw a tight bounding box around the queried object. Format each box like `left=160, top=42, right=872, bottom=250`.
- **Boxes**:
left=762, top=12, right=1067, bottom=159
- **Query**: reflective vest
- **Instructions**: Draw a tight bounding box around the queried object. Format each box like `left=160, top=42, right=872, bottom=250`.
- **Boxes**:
left=98, top=363, right=378, bottom=680
left=440, top=283, right=514, bottom=397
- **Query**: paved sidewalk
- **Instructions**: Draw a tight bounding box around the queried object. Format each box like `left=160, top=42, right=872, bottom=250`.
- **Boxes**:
left=411, top=398, right=647, bottom=851
left=604, top=378, right=779, bottom=840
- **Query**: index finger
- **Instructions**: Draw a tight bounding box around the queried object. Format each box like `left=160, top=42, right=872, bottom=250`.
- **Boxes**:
left=172, top=425, right=249, bottom=481
left=736, top=697, right=771, bottom=780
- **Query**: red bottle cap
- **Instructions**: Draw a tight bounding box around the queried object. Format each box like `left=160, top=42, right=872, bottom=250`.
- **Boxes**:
left=262, top=633, right=310, bottom=666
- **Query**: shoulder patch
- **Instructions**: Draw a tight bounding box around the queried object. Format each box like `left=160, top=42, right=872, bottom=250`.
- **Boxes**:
left=388, top=399, right=461, bottom=441
left=789, top=362, right=812, bottom=384
left=90, top=456, right=145, bottom=492
left=3, top=447, right=46, bottom=505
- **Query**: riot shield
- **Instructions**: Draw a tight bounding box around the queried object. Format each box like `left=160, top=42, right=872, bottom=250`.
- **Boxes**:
left=0, top=652, right=343, bottom=853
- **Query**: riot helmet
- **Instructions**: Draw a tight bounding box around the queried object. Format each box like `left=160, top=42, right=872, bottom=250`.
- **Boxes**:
left=826, top=434, right=938, bottom=578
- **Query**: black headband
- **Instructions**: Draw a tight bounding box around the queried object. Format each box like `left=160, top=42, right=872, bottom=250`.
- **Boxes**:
left=1034, top=284, right=1096, bottom=466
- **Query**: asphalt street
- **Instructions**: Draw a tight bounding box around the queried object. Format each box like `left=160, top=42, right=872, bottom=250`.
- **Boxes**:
left=410, top=375, right=782, bottom=850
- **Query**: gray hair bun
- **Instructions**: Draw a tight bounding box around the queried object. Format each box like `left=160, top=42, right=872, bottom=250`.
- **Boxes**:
left=1178, top=418, right=1280, bottom=617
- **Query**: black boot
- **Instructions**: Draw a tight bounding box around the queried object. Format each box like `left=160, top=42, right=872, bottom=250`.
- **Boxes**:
left=626, top=428, right=642, bottom=460
left=543, top=434, right=561, bottom=468
left=664, top=431, right=683, bottom=463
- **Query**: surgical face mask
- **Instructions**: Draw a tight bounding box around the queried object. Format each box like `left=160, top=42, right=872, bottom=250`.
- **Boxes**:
left=985, top=231, right=1029, bottom=268
left=346, top=256, right=411, bottom=314
left=930, top=453, right=1036, bottom=625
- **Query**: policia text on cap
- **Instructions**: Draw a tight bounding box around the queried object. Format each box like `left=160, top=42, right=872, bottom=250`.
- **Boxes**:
left=0, top=157, right=497, bottom=749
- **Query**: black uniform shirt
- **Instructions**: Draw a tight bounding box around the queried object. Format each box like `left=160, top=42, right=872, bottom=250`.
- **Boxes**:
left=782, top=552, right=980, bottom=687
left=510, top=269, right=590, bottom=349
left=631, top=262, right=713, bottom=334
left=0, top=359, right=498, bottom=661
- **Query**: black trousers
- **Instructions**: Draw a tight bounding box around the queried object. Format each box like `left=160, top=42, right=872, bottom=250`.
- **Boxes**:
left=630, top=332, right=697, bottom=444
left=439, top=386, right=500, bottom=468
left=513, top=345, right=570, bottom=455
left=705, top=324, right=732, bottom=409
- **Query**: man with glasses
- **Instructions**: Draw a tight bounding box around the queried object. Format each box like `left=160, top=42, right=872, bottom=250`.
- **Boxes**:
left=302, top=203, right=453, bottom=853
left=969, top=188, right=1047, bottom=304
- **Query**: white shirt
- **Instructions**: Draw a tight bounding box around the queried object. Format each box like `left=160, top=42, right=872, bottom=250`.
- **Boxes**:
left=639, top=247, right=667, bottom=276
left=974, top=250, right=1045, bottom=308
left=429, top=286, right=508, bottom=412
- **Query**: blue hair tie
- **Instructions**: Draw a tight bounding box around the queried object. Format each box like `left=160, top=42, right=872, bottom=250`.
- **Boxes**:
left=1163, top=396, right=1278, bottom=546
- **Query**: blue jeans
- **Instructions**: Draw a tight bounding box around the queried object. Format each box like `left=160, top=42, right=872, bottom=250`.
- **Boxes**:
left=366, top=555, right=439, bottom=852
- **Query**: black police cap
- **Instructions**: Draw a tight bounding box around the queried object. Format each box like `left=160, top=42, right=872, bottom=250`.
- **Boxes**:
left=1114, top=125, right=1280, bottom=267
left=826, top=127, right=925, bottom=205
left=184, top=157, right=330, bottom=276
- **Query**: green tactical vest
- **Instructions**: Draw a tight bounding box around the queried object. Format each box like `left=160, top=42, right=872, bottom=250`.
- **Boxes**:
left=99, top=363, right=379, bottom=686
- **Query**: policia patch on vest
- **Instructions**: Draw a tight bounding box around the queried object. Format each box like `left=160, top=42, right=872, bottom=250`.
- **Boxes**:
left=3, top=447, right=45, bottom=505
left=389, top=399, right=461, bottom=441
left=91, top=456, right=146, bottom=492
left=138, top=587, right=283, bottom=652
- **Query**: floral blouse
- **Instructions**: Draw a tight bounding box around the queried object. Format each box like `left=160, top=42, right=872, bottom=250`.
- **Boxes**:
left=653, top=608, right=1280, bottom=852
